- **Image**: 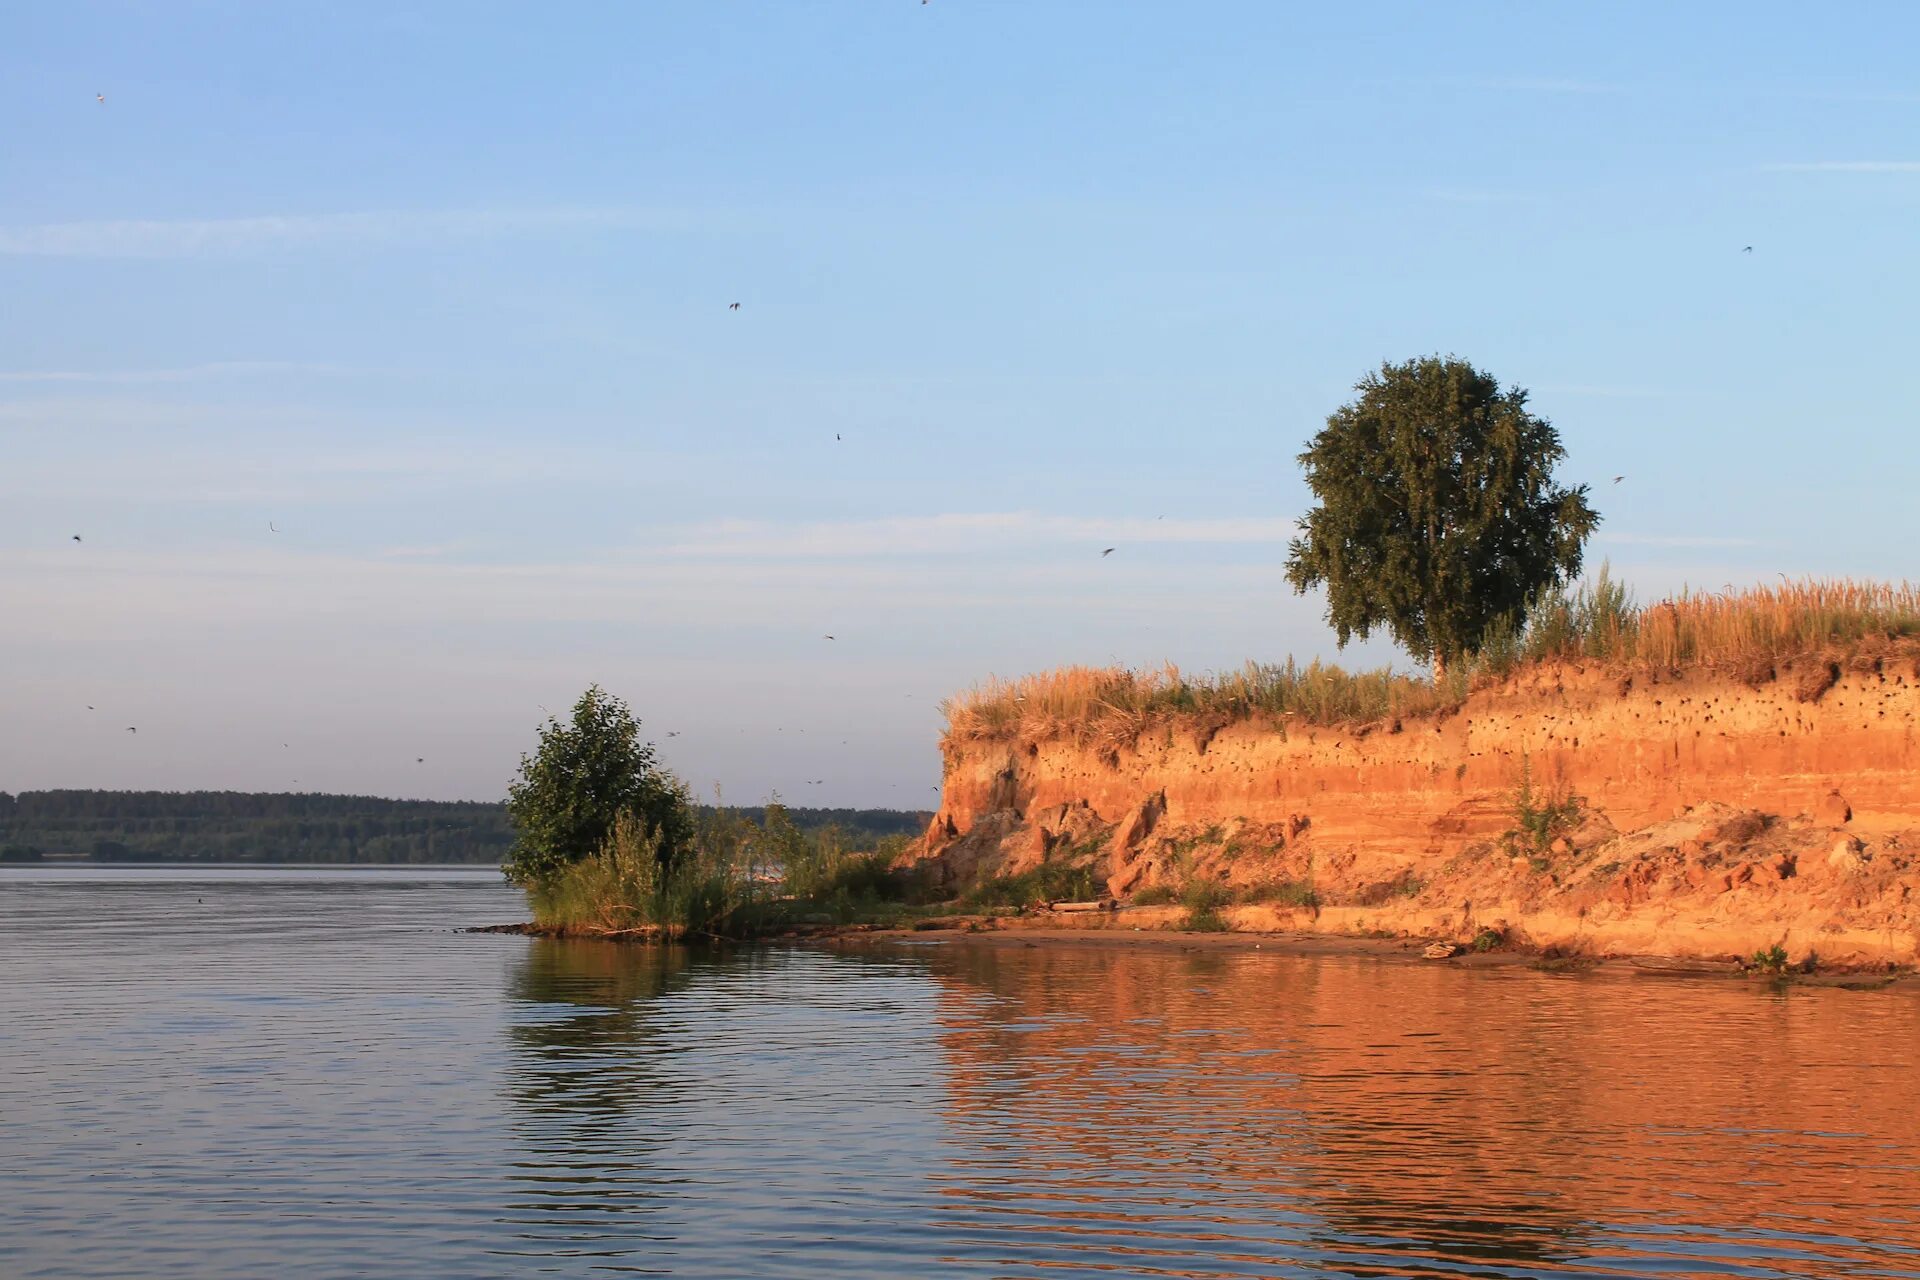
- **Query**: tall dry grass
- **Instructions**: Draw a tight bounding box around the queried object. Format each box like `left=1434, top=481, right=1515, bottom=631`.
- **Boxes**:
left=1613, top=578, right=1920, bottom=670
left=941, top=576, right=1920, bottom=746
left=941, top=659, right=1456, bottom=748
left=530, top=813, right=751, bottom=937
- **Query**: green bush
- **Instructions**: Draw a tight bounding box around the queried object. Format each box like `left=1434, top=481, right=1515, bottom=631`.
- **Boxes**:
left=960, top=859, right=1101, bottom=910
left=1250, top=879, right=1318, bottom=908
left=1509, top=753, right=1582, bottom=855
left=1181, top=879, right=1231, bottom=932
left=504, top=686, right=692, bottom=887
left=528, top=802, right=928, bottom=938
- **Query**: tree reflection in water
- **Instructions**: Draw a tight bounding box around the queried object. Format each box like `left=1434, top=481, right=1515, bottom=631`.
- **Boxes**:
left=506, top=939, right=693, bottom=1114
left=497, top=940, right=703, bottom=1264
left=496, top=940, right=954, bottom=1274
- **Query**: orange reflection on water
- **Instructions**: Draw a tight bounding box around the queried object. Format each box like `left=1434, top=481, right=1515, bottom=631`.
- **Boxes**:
left=918, top=941, right=1920, bottom=1278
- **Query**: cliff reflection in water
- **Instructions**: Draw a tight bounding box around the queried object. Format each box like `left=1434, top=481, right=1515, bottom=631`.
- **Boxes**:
left=915, top=942, right=1920, bottom=1278
left=494, top=936, right=1920, bottom=1278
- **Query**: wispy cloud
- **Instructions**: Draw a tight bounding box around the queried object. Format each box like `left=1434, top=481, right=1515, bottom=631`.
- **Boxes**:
left=1804, top=89, right=1920, bottom=105
left=0, top=361, right=359, bottom=384
left=1459, top=76, right=1627, bottom=95
left=1762, top=161, right=1920, bottom=173
left=1424, top=188, right=1538, bottom=205
left=0, top=544, right=1297, bottom=635
left=655, top=513, right=1300, bottom=559
left=0, top=423, right=605, bottom=504
left=0, top=206, right=690, bottom=257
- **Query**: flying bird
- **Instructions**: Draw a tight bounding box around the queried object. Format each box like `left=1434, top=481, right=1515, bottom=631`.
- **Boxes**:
left=1612, top=475, right=1625, bottom=484
left=1742, top=246, right=1753, bottom=254
left=270, top=521, right=279, bottom=533
left=416, top=757, right=424, bottom=764
left=824, top=634, right=835, bottom=640
left=87, top=705, right=94, bottom=711
left=96, top=93, right=105, bottom=104
left=835, top=433, right=841, bottom=441
left=72, top=535, right=82, bottom=543
left=1101, top=547, right=1115, bottom=557
left=728, top=302, right=741, bottom=311
left=126, top=726, right=137, bottom=734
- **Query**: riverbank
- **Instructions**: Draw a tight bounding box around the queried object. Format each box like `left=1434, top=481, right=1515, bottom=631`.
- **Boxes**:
left=835, top=923, right=1920, bottom=989
left=914, top=607, right=1920, bottom=971
left=475, top=905, right=1920, bottom=986
left=481, top=582, right=1920, bottom=968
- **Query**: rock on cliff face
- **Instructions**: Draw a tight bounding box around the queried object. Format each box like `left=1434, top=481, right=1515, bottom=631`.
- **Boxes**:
left=908, top=659, right=1920, bottom=967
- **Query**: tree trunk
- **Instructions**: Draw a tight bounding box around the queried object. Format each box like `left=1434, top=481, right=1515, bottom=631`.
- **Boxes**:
left=1432, top=650, right=1447, bottom=683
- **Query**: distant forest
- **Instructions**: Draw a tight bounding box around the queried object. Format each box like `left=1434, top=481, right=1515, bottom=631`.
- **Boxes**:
left=0, top=791, right=933, bottom=864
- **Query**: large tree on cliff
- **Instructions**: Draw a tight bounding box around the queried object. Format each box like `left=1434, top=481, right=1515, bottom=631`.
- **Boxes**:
left=1284, top=356, right=1598, bottom=677
left=502, top=685, right=691, bottom=887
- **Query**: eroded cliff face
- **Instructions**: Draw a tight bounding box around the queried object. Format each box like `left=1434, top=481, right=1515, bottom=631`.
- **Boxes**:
left=910, top=656, right=1920, bottom=966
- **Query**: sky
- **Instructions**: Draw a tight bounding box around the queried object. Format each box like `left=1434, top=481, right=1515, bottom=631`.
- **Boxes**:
left=3, top=2, right=1916, bottom=807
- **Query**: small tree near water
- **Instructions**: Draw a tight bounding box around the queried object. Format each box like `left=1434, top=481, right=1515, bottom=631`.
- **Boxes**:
left=1284, top=356, right=1598, bottom=677
left=502, top=685, right=691, bottom=887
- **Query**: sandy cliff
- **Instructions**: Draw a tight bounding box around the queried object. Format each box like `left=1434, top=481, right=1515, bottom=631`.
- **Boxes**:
left=911, top=655, right=1920, bottom=967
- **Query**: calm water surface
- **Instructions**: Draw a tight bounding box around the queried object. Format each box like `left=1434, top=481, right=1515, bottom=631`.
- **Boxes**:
left=3, top=867, right=1918, bottom=1279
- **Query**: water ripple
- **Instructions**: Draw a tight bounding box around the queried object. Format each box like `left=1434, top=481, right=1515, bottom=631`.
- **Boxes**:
left=3, top=866, right=1918, bottom=1278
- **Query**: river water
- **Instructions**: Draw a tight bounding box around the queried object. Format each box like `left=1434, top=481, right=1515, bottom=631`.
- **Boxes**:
left=3, top=867, right=1918, bottom=1279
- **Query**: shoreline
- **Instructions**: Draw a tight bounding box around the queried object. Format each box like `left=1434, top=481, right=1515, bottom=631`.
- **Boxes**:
left=469, top=913, right=1920, bottom=989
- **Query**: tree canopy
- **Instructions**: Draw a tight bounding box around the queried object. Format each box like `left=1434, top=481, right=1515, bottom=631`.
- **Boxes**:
left=1284, top=356, right=1598, bottom=673
left=502, top=686, right=692, bottom=886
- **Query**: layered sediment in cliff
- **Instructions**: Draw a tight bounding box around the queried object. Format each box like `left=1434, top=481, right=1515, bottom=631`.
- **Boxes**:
left=910, top=655, right=1920, bottom=967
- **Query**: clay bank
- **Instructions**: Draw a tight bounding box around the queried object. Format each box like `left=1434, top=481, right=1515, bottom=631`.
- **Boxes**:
left=907, top=636, right=1920, bottom=971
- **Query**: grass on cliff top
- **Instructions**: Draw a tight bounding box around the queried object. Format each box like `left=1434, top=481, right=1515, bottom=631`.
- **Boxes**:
left=941, top=576, right=1920, bottom=746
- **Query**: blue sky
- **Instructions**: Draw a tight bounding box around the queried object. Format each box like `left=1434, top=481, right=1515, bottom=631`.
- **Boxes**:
left=3, top=2, right=1916, bottom=805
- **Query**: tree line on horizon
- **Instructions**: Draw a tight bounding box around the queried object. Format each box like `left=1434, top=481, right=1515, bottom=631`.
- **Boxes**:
left=0, top=790, right=931, bottom=864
